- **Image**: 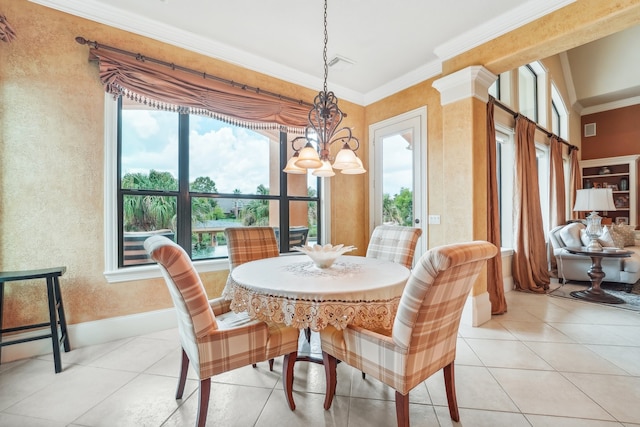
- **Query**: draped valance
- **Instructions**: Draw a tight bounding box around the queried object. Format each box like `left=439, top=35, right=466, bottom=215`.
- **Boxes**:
left=89, top=47, right=310, bottom=133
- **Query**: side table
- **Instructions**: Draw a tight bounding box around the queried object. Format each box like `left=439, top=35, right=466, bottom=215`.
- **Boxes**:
left=0, top=267, right=70, bottom=373
left=564, top=248, right=632, bottom=304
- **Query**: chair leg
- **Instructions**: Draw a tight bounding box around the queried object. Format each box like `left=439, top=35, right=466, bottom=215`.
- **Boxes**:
left=283, top=351, right=297, bottom=411
left=196, top=378, right=211, bottom=427
left=322, top=351, right=337, bottom=410
left=176, top=348, right=189, bottom=399
left=395, top=390, right=410, bottom=427
left=252, top=359, right=275, bottom=370
left=443, top=362, right=460, bottom=421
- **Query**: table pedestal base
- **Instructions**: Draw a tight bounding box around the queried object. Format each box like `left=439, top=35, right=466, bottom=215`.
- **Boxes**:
left=570, top=289, right=624, bottom=304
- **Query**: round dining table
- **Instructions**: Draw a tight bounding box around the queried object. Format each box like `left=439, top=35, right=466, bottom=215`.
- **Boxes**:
left=223, top=255, right=410, bottom=332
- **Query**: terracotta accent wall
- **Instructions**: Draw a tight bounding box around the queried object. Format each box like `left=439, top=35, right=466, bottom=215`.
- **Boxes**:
left=581, top=105, right=640, bottom=160
left=0, top=0, right=365, bottom=329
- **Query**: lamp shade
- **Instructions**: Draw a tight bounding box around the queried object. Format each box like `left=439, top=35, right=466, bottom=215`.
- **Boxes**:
left=295, top=143, right=323, bottom=169
left=573, top=188, right=616, bottom=212
left=332, top=143, right=360, bottom=170
left=341, top=156, right=366, bottom=175
left=312, top=160, right=336, bottom=177
left=283, top=154, right=307, bottom=174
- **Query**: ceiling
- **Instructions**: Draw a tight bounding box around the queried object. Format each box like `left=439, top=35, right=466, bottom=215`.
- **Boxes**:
left=31, top=0, right=639, bottom=112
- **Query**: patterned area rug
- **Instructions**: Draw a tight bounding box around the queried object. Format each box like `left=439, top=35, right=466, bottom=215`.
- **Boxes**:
left=549, top=281, right=640, bottom=312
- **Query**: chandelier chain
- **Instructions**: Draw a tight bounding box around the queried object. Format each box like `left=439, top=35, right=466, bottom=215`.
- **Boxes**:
left=323, top=0, right=328, bottom=94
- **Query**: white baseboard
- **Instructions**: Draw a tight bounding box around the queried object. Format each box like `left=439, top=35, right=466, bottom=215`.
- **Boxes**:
left=462, top=291, right=492, bottom=327
left=1, top=308, right=177, bottom=364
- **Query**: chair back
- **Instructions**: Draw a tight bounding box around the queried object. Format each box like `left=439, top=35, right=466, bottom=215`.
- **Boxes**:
left=273, top=226, right=309, bottom=250
left=225, top=227, right=280, bottom=270
left=392, top=241, right=497, bottom=378
left=144, top=235, right=217, bottom=367
left=366, top=225, right=423, bottom=269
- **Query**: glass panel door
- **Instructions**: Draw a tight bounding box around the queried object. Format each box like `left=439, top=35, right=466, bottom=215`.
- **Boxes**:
left=369, top=107, right=427, bottom=261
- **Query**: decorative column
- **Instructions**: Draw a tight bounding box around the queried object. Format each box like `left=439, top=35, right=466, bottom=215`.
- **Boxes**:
left=433, top=66, right=497, bottom=326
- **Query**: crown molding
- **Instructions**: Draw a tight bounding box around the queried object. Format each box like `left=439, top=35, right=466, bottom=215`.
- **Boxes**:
left=363, top=61, right=442, bottom=105
left=432, top=66, right=497, bottom=105
left=30, top=0, right=573, bottom=108
left=29, top=0, right=365, bottom=105
left=581, top=96, right=640, bottom=116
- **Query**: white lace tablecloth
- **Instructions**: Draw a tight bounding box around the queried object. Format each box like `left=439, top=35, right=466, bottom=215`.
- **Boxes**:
left=223, top=255, right=410, bottom=331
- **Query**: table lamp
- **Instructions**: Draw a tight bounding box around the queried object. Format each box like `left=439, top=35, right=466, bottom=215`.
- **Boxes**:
left=573, top=188, right=616, bottom=251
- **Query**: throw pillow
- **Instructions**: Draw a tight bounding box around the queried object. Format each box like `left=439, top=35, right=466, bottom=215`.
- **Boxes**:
left=598, top=226, right=616, bottom=247
left=607, top=225, right=627, bottom=249
left=611, top=224, right=636, bottom=246
left=560, top=222, right=584, bottom=248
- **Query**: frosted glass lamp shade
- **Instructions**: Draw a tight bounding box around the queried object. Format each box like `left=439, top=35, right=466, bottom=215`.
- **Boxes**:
left=332, top=144, right=359, bottom=170
left=295, top=143, right=322, bottom=169
left=312, top=160, right=336, bottom=177
left=283, top=154, right=307, bottom=174
left=341, top=156, right=366, bottom=175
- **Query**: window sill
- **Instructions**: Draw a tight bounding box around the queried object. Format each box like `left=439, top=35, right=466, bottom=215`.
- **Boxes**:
left=501, top=247, right=514, bottom=257
left=104, top=252, right=306, bottom=283
left=104, top=258, right=230, bottom=283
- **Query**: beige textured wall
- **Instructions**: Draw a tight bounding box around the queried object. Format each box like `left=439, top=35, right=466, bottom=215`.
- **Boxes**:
left=0, top=0, right=365, bottom=328
left=2, top=0, right=639, bottom=331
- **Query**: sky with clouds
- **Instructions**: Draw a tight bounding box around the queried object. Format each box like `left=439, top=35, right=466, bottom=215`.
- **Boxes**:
left=121, top=109, right=412, bottom=197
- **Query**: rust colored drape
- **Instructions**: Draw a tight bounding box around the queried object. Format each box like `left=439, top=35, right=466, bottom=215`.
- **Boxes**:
left=89, top=48, right=310, bottom=131
left=549, top=136, right=566, bottom=228
left=486, top=98, right=507, bottom=314
left=548, top=136, right=566, bottom=274
left=569, top=147, right=582, bottom=220
left=512, top=116, right=550, bottom=293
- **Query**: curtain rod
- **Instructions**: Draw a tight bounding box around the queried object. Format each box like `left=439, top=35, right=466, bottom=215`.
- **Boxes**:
left=491, top=97, right=578, bottom=151
left=75, top=36, right=314, bottom=108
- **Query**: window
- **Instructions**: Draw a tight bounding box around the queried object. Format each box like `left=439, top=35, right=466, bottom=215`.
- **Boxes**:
left=488, top=75, right=500, bottom=99
left=488, top=72, right=512, bottom=106
left=536, top=143, right=550, bottom=239
left=551, top=82, right=568, bottom=139
left=518, top=62, right=547, bottom=126
left=518, top=65, right=538, bottom=122
left=107, top=97, right=321, bottom=279
left=496, top=126, right=514, bottom=248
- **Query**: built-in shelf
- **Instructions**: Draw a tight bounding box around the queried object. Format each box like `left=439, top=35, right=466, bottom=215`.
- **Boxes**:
left=580, top=155, right=640, bottom=226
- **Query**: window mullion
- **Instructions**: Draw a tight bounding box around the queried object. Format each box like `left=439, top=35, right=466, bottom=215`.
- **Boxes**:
left=177, top=113, right=192, bottom=257
left=279, top=131, right=290, bottom=252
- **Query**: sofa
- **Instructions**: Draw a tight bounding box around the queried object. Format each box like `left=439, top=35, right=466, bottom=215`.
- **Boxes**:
left=549, top=222, right=640, bottom=285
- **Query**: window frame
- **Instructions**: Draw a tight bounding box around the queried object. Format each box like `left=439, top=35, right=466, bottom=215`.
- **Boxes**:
left=496, top=125, right=515, bottom=249
left=517, top=62, right=548, bottom=127
left=104, top=95, right=326, bottom=283
left=550, top=82, right=568, bottom=139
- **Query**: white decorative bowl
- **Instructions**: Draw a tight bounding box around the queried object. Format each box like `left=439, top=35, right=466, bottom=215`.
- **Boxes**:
left=293, top=244, right=356, bottom=268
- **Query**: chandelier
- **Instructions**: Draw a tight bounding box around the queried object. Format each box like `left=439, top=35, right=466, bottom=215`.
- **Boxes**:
left=283, top=0, right=365, bottom=177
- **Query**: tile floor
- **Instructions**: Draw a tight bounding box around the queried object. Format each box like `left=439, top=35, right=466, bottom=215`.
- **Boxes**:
left=1, top=285, right=640, bottom=426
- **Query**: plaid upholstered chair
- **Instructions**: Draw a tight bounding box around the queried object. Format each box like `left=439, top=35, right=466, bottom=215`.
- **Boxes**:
left=144, top=236, right=299, bottom=427
left=225, top=226, right=280, bottom=271
left=366, top=225, right=423, bottom=269
left=320, top=241, right=498, bottom=427
left=224, top=226, right=282, bottom=369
